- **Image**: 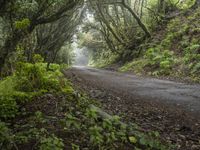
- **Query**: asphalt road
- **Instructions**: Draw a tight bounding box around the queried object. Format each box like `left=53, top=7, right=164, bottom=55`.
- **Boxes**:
left=65, top=66, right=200, bottom=116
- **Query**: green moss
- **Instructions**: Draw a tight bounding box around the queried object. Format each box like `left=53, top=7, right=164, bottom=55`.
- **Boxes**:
left=14, top=18, right=31, bottom=30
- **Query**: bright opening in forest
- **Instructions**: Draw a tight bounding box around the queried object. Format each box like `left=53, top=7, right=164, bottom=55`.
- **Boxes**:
left=73, top=42, right=89, bottom=66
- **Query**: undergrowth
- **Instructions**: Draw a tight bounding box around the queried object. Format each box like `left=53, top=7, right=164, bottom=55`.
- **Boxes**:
left=120, top=6, right=200, bottom=82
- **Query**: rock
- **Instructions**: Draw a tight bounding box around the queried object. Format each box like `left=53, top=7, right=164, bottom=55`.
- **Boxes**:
left=90, top=90, right=106, bottom=98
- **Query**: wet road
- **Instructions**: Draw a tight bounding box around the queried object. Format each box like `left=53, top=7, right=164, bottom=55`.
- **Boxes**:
left=65, top=66, right=200, bottom=116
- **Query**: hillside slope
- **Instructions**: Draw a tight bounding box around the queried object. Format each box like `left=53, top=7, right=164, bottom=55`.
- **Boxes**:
left=119, top=6, right=200, bottom=82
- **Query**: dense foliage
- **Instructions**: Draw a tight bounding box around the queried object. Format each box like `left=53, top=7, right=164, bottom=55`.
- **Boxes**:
left=120, top=6, right=200, bottom=82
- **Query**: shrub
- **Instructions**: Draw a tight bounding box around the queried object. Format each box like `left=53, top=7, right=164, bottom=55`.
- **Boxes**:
left=33, top=54, right=44, bottom=63
left=0, top=62, right=68, bottom=119
left=191, top=62, right=200, bottom=74
left=0, top=76, right=16, bottom=95
left=12, top=92, right=33, bottom=103
left=14, top=63, right=64, bottom=92
left=144, top=48, right=175, bottom=75
left=0, top=122, right=12, bottom=149
left=0, top=96, right=18, bottom=119
left=39, top=134, right=64, bottom=150
left=15, top=63, right=44, bottom=92
left=176, top=0, right=196, bottom=9
left=184, top=44, right=200, bottom=54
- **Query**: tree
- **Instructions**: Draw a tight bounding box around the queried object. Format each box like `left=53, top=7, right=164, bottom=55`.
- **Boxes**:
left=0, top=0, right=83, bottom=73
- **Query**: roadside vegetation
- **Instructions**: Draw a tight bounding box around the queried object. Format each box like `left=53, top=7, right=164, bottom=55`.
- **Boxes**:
left=120, top=6, right=200, bottom=82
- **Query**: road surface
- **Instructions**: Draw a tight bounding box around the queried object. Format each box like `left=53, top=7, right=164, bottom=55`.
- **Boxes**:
left=65, top=66, right=200, bottom=116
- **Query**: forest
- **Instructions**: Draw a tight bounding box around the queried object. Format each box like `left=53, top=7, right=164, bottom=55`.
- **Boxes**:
left=0, top=0, right=200, bottom=150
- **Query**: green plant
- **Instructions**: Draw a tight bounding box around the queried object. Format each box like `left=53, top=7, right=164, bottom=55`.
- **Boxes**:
left=0, top=122, right=12, bottom=149
left=89, top=126, right=104, bottom=146
left=0, top=61, right=71, bottom=122
left=176, top=0, right=196, bottom=9
left=191, top=62, right=200, bottom=73
left=184, top=44, right=200, bottom=54
left=63, top=114, right=81, bottom=130
left=34, top=111, right=46, bottom=124
left=14, top=62, right=65, bottom=92
left=72, top=144, right=80, bottom=150
left=0, top=96, right=18, bottom=119
left=15, top=63, right=44, bottom=92
left=85, top=108, right=98, bottom=120
left=33, top=54, right=44, bottom=63
left=12, top=92, right=32, bottom=103
left=102, top=119, right=113, bottom=131
left=133, top=131, right=171, bottom=150
left=14, top=18, right=30, bottom=30
left=144, top=48, right=175, bottom=75
left=39, top=134, right=64, bottom=150
left=0, top=76, right=16, bottom=95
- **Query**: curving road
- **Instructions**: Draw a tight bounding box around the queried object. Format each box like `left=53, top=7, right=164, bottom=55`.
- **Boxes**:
left=65, top=66, right=200, bottom=116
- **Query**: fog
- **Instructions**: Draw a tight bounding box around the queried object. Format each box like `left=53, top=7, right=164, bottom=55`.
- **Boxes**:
left=73, top=41, right=89, bottom=66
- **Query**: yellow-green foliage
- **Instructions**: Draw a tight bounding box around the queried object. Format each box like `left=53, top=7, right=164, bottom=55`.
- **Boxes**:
left=169, top=0, right=196, bottom=9
left=33, top=54, right=44, bottom=63
left=15, top=63, right=64, bottom=92
left=0, top=76, right=16, bottom=95
left=177, top=0, right=196, bottom=9
left=0, top=62, right=71, bottom=119
left=14, top=18, right=30, bottom=30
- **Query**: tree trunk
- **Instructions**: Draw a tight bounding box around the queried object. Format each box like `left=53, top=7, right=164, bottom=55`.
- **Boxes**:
left=0, top=31, right=23, bottom=74
left=121, top=0, right=151, bottom=38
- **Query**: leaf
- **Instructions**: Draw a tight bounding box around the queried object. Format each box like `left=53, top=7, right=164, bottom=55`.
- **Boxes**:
left=129, top=136, right=137, bottom=144
left=139, top=137, right=147, bottom=146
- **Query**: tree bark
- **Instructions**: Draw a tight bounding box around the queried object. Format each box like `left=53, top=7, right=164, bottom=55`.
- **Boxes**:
left=0, top=30, right=24, bottom=74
